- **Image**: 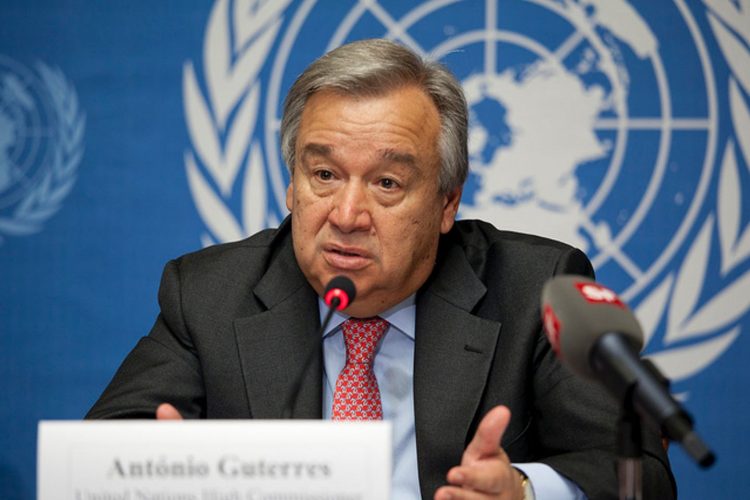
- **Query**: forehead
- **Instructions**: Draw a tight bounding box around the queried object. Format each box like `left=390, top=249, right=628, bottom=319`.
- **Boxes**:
left=296, top=86, right=441, bottom=162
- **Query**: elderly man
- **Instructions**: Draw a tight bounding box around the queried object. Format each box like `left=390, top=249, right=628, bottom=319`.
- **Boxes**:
left=87, top=39, right=674, bottom=499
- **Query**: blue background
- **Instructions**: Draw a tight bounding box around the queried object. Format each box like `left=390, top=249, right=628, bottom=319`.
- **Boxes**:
left=1, top=1, right=749, bottom=498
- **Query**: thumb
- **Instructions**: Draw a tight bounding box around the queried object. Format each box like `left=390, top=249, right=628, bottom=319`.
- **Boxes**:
left=463, top=405, right=511, bottom=463
left=156, top=403, right=183, bottom=420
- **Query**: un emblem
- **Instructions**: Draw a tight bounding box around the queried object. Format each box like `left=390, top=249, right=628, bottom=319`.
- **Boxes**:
left=0, top=56, right=85, bottom=243
left=183, top=0, right=750, bottom=387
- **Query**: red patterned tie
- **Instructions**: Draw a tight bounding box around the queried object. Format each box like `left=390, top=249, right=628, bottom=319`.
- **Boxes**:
left=332, top=317, right=389, bottom=420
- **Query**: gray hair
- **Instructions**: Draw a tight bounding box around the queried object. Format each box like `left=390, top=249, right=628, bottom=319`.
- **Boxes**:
left=280, top=39, right=468, bottom=194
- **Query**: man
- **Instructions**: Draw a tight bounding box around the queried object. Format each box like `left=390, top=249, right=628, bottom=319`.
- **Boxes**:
left=88, top=39, right=674, bottom=499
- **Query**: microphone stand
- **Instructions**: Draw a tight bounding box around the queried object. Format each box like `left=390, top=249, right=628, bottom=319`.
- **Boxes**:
left=320, top=298, right=340, bottom=337
left=617, top=388, right=642, bottom=500
left=616, top=360, right=674, bottom=500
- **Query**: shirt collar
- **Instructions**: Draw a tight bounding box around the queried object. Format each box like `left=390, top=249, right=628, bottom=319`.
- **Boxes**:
left=318, top=294, right=416, bottom=340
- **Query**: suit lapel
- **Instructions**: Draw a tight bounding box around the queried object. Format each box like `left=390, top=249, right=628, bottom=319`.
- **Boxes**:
left=414, top=242, right=502, bottom=494
left=233, top=239, right=323, bottom=419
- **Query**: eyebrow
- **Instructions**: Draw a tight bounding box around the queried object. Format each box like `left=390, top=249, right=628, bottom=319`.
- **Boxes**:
left=300, top=143, right=332, bottom=161
left=380, top=148, right=417, bottom=168
left=301, top=143, right=418, bottom=169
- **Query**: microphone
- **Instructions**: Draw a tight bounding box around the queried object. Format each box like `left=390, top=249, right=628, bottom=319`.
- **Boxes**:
left=541, top=275, right=715, bottom=468
left=323, top=275, right=356, bottom=314
left=282, top=275, right=356, bottom=418
left=319, top=276, right=356, bottom=343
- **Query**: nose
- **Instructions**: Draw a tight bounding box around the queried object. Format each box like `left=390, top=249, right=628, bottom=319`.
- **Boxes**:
left=328, top=180, right=372, bottom=233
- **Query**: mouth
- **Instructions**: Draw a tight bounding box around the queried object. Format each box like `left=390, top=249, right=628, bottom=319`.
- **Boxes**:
left=323, top=244, right=372, bottom=270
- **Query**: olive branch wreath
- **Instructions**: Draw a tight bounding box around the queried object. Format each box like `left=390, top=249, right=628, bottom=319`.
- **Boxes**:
left=638, top=0, right=750, bottom=383
left=183, top=0, right=292, bottom=248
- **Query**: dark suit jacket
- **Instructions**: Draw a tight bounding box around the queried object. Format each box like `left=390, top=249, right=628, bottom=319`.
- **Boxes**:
left=87, top=218, right=674, bottom=499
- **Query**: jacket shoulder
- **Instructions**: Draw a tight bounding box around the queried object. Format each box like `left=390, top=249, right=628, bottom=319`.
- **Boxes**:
left=173, top=224, right=287, bottom=277
left=155, top=222, right=294, bottom=317
left=452, top=219, right=577, bottom=252
left=449, top=219, right=593, bottom=278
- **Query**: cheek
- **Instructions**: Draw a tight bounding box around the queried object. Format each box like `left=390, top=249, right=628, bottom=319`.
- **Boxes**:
left=292, top=186, right=326, bottom=222
left=378, top=212, right=437, bottom=267
left=411, top=218, right=440, bottom=261
left=292, top=191, right=331, bottom=252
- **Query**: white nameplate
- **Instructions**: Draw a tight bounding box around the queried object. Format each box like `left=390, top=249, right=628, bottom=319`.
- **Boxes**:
left=38, top=420, right=391, bottom=500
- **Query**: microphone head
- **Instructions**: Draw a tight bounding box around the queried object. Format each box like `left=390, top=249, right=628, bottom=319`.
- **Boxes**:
left=324, top=275, right=357, bottom=311
left=541, top=275, right=644, bottom=379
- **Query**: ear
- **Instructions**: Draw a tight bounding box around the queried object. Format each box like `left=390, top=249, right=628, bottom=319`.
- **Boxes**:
left=440, top=187, right=462, bottom=234
left=286, top=180, right=294, bottom=212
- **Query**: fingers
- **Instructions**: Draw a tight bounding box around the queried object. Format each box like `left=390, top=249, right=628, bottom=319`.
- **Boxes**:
left=434, top=484, right=489, bottom=500
left=156, top=403, right=183, bottom=420
left=435, top=464, right=524, bottom=500
left=446, top=459, right=514, bottom=494
left=435, top=473, right=522, bottom=500
left=462, top=406, right=511, bottom=463
left=433, top=406, right=521, bottom=500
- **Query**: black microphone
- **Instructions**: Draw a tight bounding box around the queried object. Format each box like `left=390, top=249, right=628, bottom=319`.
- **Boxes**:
left=541, top=275, right=715, bottom=468
left=282, top=275, right=356, bottom=418
left=321, top=275, right=356, bottom=329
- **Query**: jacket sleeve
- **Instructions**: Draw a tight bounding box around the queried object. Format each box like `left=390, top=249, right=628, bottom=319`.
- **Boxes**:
left=85, top=259, right=206, bottom=419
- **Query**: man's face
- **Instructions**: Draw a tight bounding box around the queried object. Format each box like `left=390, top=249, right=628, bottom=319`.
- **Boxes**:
left=286, top=86, right=461, bottom=317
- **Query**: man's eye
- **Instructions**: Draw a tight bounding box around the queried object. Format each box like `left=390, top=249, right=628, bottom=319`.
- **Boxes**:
left=315, top=170, right=333, bottom=181
left=379, top=178, right=398, bottom=189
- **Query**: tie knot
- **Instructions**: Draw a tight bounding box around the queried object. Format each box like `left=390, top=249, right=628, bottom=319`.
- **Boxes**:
left=341, top=317, right=389, bottom=365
